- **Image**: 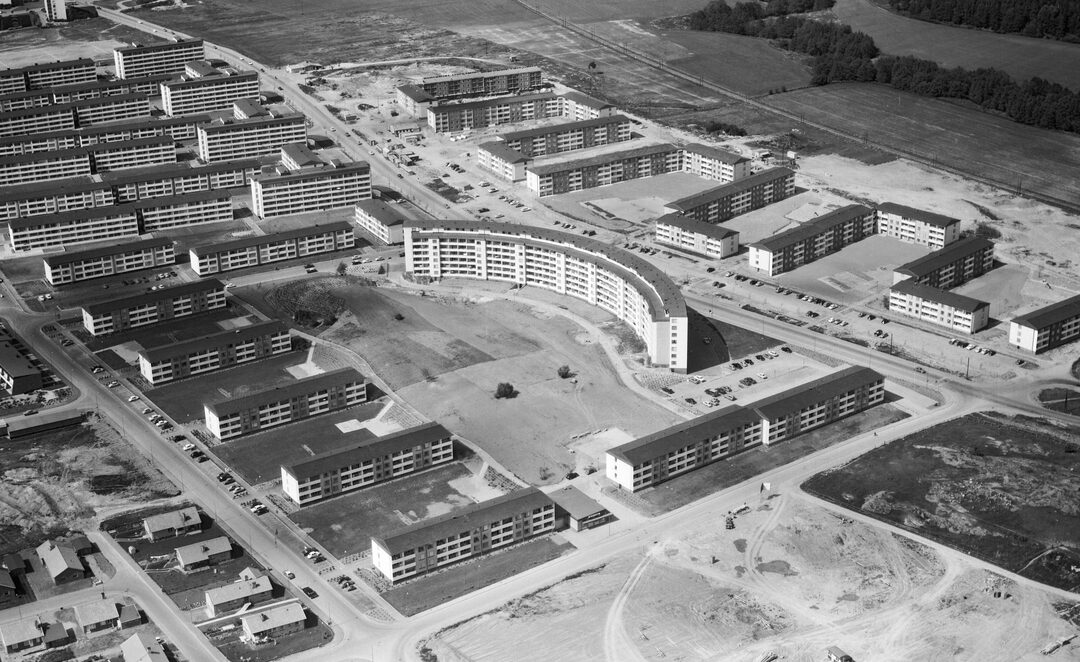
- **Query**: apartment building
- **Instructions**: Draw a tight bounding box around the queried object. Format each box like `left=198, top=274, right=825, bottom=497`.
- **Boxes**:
left=0, top=148, right=91, bottom=185
left=354, top=199, right=409, bottom=245
left=72, top=93, right=151, bottom=126
left=1009, top=294, right=1080, bottom=353
left=137, top=321, right=291, bottom=384
left=9, top=206, right=140, bottom=252
left=476, top=141, right=533, bottom=181
left=747, top=204, right=877, bottom=277
left=426, top=92, right=561, bottom=133
left=0, top=177, right=114, bottom=221
left=558, top=90, right=617, bottom=120
left=606, top=405, right=763, bottom=492
left=114, top=40, right=205, bottom=79
left=0, top=128, right=78, bottom=156
left=49, top=75, right=171, bottom=103
left=0, top=115, right=205, bottom=156
left=81, top=279, right=226, bottom=336
left=0, top=89, right=52, bottom=113
left=679, top=143, right=751, bottom=182
left=44, top=238, right=175, bottom=286
left=875, top=202, right=961, bottom=249
left=526, top=143, right=682, bottom=196
left=84, top=136, right=176, bottom=172
left=189, top=222, right=355, bottom=275
left=0, top=59, right=96, bottom=92
left=0, top=104, right=77, bottom=138
left=204, top=368, right=368, bottom=440
left=371, top=488, right=555, bottom=584
left=754, top=366, right=885, bottom=445
left=160, top=70, right=259, bottom=116
left=103, top=159, right=259, bottom=202
left=420, top=66, right=543, bottom=100
left=499, top=114, right=633, bottom=158
left=654, top=212, right=740, bottom=259
left=394, top=84, right=435, bottom=116
left=281, top=422, right=455, bottom=506
left=43, top=0, right=68, bottom=21
left=892, top=236, right=995, bottom=288
left=888, top=280, right=990, bottom=334
left=250, top=160, right=371, bottom=217
left=405, top=220, right=688, bottom=372
left=135, top=190, right=232, bottom=232
left=665, top=167, right=796, bottom=224
left=196, top=113, right=307, bottom=162
left=0, top=341, right=42, bottom=395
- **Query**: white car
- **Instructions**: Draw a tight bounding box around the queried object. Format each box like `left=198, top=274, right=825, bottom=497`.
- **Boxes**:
left=127, top=395, right=140, bottom=402
left=284, top=570, right=295, bottom=579
left=757, top=372, right=768, bottom=380
left=182, top=443, right=195, bottom=451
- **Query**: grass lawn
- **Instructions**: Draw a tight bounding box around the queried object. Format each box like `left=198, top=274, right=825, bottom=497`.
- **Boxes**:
left=216, top=617, right=333, bottom=662
left=803, top=411, right=1080, bottom=592
left=632, top=402, right=910, bottom=514
left=661, top=29, right=813, bottom=97
left=212, top=402, right=383, bottom=484
left=290, top=460, right=478, bottom=557
left=705, top=315, right=779, bottom=361
left=381, top=536, right=575, bottom=616
left=1036, top=388, right=1080, bottom=416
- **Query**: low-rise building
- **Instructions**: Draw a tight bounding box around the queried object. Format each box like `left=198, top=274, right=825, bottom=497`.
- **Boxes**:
left=0, top=619, right=43, bottom=654
left=888, top=280, right=989, bottom=334
left=196, top=112, right=307, bottom=162
left=114, top=39, right=205, bottom=80
left=189, top=222, right=354, bottom=275
left=74, top=599, right=119, bottom=634
left=371, top=488, right=555, bottom=583
left=1009, top=294, right=1080, bottom=353
left=82, top=279, right=225, bottom=336
left=44, top=238, right=176, bottom=286
left=665, top=167, right=796, bottom=224
left=204, top=573, right=272, bottom=617
left=892, top=236, right=995, bottom=288
left=36, top=540, right=86, bottom=584
left=747, top=204, right=877, bottom=277
left=142, top=506, right=202, bottom=541
left=281, top=422, right=455, bottom=506
left=875, top=202, right=961, bottom=249
left=251, top=160, right=371, bottom=218
left=175, top=536, right=232, bottom=571
left=240, top=603, right=306, bottom=641
left=0, top=341, right=42, bottom=395
left=353, top=199, right=409, bottom=245
left=654, top=212, right=740, bottom=259
left=138, top=321, right=291, bottom=385
left=204, top=368, right=368, bottom=440
left=394, top=84, right=435, bottom=116
left=161, top=69, right=260, bottom=116
left=120, top=633, right=166, bottom=662
left=548, top=485, right=613, bottom=531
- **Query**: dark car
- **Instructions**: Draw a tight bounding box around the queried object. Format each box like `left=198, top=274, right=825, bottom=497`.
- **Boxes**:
left=685, top=398, right=697, bottom=405
left=302, top=587, right=318, bottom=598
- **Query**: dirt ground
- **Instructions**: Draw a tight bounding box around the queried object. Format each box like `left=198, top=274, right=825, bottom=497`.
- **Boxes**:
left=0, top=18, right=150, bottom=67
left=425, top=494, right=1080, bottom=662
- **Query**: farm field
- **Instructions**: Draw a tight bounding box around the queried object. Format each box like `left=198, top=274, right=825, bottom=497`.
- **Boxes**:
left=767, top=83, right=1080, bottom=206
left=425, top=493, right=1080, bottom=661
left=803, top=412, right=1080, bottom=592
left=659, top=28, right=813, bottom=97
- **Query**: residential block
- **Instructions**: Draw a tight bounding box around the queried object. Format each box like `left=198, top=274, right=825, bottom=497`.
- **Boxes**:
left=748, top=204, right=876, bottom=277
left=888, top=280, right=990, bottom=334
left=189, top=222, right=355, bottom=276
left=81, top=279, right=226, bottom=336
left=44, top=238, right=175, bottom=286
left=665, top=167, right=795, bottom=224
left=654, top=212, right=740, bottom=258
left=137, top=321, right=291, bottom=384
left=1009, top=294, right=1080, bottom=353
left=875, top=202, right=961, bottom=249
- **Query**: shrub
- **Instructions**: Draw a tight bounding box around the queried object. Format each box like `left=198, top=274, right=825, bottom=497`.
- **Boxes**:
left=557, top=365, right=572, bottom=379
left=494, top=382, right=516, bottom=399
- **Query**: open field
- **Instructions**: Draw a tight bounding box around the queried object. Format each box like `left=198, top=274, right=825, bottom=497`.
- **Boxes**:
left=0, top=18, right=151, bottom=67
left=211, top=402, right=384, bottom=485
left=426, top=493, right=1080, bottom=661
left=383, top=535, right=574, bottom=617
left=768, top=83, right=1080, bottom=206
left=290, top=459, right=504, bottom=558
left=659, top=28, right=813, bottom=97
left=829, top=0, right=1080, bottom=90
left=1036, top=389, right=1080, bottom=417
left=804, top=412, right=1080, bottom=592
left=952, top=263, right=1033, bottom=321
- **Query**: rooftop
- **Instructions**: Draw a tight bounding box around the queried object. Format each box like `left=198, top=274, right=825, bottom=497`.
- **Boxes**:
left=0, top=618, right=41, bottom=646
left=253, top=160, right=369, bottom=185
left=373, top=488, right=552, bottom=556
left=190, top=221, right=352, bottom=256
left=101, top=157, right=260, bottom=184
left=139, top=320, right=287, bottom=362
left=83, top=279, right=224, bottom=315
left=204, top=574, right=272, bottom=606
left=132, top=189, right=231, bottom=209
left=36, top=540, right=82, bottom=579
left=0, top=175, right=107, bottom=203
left=197, top=112, right=306, bottom=133
left=876, top=202, right=960, bottom=228
left=560, top=90, right=612, bottom=110
left=163, top=70, right=257, bottom=89
left=119, top=632, right=167, bottom=662
left=44, top=237, right=174, bottom=268
left=498, top=114, right=631, bottom=142
left=751, top=366, right=884, bottom=420
left=241, top=602, right=305, bottom=634
left=607, top=405, right=761, bottom=465
left=74, top=599, right=118, bottom=626
left=546, top=485, right=608, bottom=520
left=355, top=199, right=412, bottom=227
left=205, top=368, right=364, bottom=416
left=528, top=142, right=677, bottom=175
left=280, top=141, right=320, bottom=167
left=422, top=66, right=541, bottom=84
left=655, top=212, right=738, bottom=241
left=404, top=220, right=686, bottom=321
left=681, top=142, right=749, bottom=165
left=748, top=204, right=875, bottom=252
left=890, top=280, right=989, bottom=313
left=1010, top=293, right=1080, bottom=330
left=428, top=91, right=557, bottom=114
left=115, top=39, right=204, bottom=55
left=478, top=140, right=530, bottom=164
left=0, top=341, right=38, bottom=379
left=174, top=536, right=231, bottom=565
left=0, top=58, right=94, bottom=76
left=893, top=236, right=995, bottom=278
left=283, top=422, right=452, bottom=481
left=142, top=506, right=200, bottom=533
left=50, top=74, right=170, bottom=95
left=666, top=167, right=795, bottom=212
left=396, top=84, right=434, bottom=103
left=9, top=203, right=139, bottom=231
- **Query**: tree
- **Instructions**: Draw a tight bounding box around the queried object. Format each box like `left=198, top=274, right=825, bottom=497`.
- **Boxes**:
left=494, top=382, right=516, bottom=399
left=557, top=365, right=572, bottom=379
left=336, top=262, right=347, bottom=276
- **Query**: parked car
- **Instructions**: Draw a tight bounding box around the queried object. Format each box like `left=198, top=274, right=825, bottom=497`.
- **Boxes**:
left=182, top=443, right=195, bottom=451
left=302, top=586, right=318, bottom=598
left=685, top=398, right=697, bottom=405
left=106, top=381, right=120, bottom=388
left=127, top=395, right=140, bottom=402
left=284, top=570, right=295, bottom=579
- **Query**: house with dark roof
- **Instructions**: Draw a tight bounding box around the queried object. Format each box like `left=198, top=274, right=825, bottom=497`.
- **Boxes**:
left=142, top=506, right=202, bottom=541
left=35, top=540, right=86, bottom=584
left=892, top=236, right=995, bottom=288
left=548, top=486, right=612, bottom=531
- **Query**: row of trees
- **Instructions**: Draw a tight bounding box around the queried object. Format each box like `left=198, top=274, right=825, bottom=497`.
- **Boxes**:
left=687, top=0, right=1080, bottom=133
left=887, top=0, right=1080, bottom=42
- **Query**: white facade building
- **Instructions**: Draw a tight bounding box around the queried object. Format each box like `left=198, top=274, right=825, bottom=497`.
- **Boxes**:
left=44, top=238, right=175, bottom=286
left=196, top=113, right=307, bottom=162
left=875, top=202, right=961, bottom=249
left=1009, top=294, right=1080, bottom=353
left=251, top=161, right=370, bottom=218
left=114, top=40, right=205, bottom=80
left=888, top=280, right=990, bottom=334
left=189, top=222, right=354, bottom=276
left=161, top=70, right=259, bottom=116
left=654, top=212, right=740, bottom=258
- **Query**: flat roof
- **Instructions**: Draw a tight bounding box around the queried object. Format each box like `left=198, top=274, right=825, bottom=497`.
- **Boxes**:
left=499, top=114, right=630, bottom=142
left=115, top=39, right=204, bottom=55
left=71, top=92, right=149, bottom=108
left=143, top=506, right=200, bottom=533
left=0, top=104, right=74, bottom=120
left=1, top=58, right=94, bottom=77
left=373, top=488, right=551, bottom=556
left=547, top=485, right=608, bottom=520
left=44, top=237, right=174, bottom=267
left=893, top=236, right=995, bottom=278
left=528, top=142, right=677, bottom=175
left=355, top=199, right=409, bottom=226
left=132, top=189, right=231, bottom=209
left=139, top=320, right=286, bottom=362
left=876, top=202, right=959, bottom=228
left=890, top=279, right=989, bottom=313
left=205, top=368, right=364, bottom=416
left=50, top=74, right=170, bottom=95
left=83, top=278, right=224, bottom=315
left=428, top=91, right=557, bottom=114
left=422, top=66, right=541, bottom=84
left=280, top=141, right=319, bottom=166
left=253, top=161, right=369, bottom=185
left=1010, top=293, right=1080, bottom=330
left=0, top=341, right=38, bottom=379
left=666, top=167, right=795, bottom=212
left=198, top=112, right=305, bottom=133
left=190, top=221, right=352, bottom=256
left=656, top=212, right=738, bottom=240
left=0, top=89, right=52, bottom=102
left=607, top=405, right=760, bottom=466
left=748, top=204, right=874, bottom=252
left=241, top=602, right=305, bottom=633
left=283, top=422, right=452, bottom=481
left=477, top=140, right=529, bottom=164
left=404, top=220, right=686, bottom=320
left=204, top=574, right=271, bottom=606
left=6, top=410, right=84, bottom=434
left=101, top=157, right=260, bottom=184
left=0, top=146, right=91, bottom=166
left=751, top=366, right=884, bottom=421
left=163, top=70, right=258, bottom=89
left=0, top=176, right=108, bottom=203
left=82, top=135, right=175, bottom=153
left=8, top=204, right=139, bottom=231
left=681, top=142, right=749, bottom=164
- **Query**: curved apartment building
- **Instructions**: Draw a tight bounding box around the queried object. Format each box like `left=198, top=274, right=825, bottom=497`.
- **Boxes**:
left=404, top=220, right=688, bottom=372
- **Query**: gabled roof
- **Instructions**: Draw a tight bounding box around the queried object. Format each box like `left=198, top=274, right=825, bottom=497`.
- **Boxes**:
left=889, top=279, right=989, bottom=313
left=139, top=321, right=287, bottom=363
left=0, top=619, right=40, bottom=646
left=876, top=202, right=959, bottom=228
left=174, top=536, right=231, bottom=566
left=36, top=541, right=82, bottom=579
left=655, top=212, right=738, bottom=241
left=1010, top=293, right=1080, bottom=330
left=143, top=506, right=200, bottom=534
left=74, top=599, right=118, bottom=626
left=751, top=366, right=884, bottom=420
left=893, top=236, right=995, bottom=279
left=607, top=405, right=761, bottom=466
left=749, top=204, right=874, bottom=252
left=204, top=574, right=271, bottom=606
left=241, top=602, right=305, bottom=634
left=372, top=488, right=552, bottom=556
left=666, top=167, right=794, bottom=212
left=205, top=368, right=364, bottom=416
left=395, top=84, right=433, bottom=103
left=283, top=422, right=451, bottom=481
left=120, top=632, right=167, bottom=662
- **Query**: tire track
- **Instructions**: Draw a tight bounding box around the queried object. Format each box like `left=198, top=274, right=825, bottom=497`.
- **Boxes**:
left=603, top=552, right=654, bottom=662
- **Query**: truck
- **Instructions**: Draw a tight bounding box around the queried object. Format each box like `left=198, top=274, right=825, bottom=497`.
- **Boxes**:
left=826, top=646, right=854, bottom=662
